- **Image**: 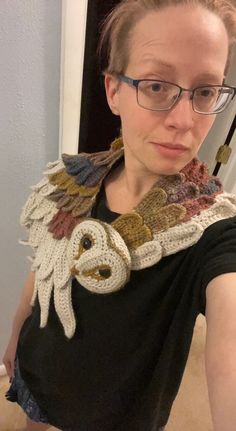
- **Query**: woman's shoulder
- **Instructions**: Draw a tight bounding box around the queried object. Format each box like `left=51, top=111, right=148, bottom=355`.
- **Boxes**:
left=195, top=211, right=236, bottom=258
left=201, top=209, right=236, bottom=241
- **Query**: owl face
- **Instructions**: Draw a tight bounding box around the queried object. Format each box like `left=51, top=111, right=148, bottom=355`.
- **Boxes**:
left=67, top=219, right=131, bottom=293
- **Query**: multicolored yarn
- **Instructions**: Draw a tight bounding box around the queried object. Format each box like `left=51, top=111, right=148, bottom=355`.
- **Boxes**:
left=19, top=137, right=236, bottom=338
left=46, top=138, right=124, bottom=239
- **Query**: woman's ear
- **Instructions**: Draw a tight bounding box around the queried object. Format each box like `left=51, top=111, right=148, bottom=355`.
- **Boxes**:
left=104, top=74, right=120, bottom=116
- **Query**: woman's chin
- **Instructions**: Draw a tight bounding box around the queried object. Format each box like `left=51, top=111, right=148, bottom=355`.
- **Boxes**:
left=146, top=161, right=188, bottom=177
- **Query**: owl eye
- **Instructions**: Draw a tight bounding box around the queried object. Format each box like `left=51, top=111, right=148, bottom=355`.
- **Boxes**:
left=82, top=236, right=92, bottom=250
left=98, top=268, right=111, bottom=279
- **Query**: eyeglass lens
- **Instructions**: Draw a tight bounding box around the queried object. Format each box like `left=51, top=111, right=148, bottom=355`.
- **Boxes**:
left=137, top=81, right=234, bottom=113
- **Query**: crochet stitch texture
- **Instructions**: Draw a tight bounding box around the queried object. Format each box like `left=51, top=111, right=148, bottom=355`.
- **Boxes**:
left=20, top=137, right=236, bottom=338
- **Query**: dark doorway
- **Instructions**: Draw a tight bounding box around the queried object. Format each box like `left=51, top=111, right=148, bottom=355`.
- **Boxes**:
left=79, top=0, right=122, bottom=154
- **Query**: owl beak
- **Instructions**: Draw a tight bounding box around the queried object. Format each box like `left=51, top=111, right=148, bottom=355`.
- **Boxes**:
left=70, top=266, right=80, bottom=277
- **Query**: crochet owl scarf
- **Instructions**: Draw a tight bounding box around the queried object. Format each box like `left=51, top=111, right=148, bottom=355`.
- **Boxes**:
left=20, top=137, right=236, bottom=338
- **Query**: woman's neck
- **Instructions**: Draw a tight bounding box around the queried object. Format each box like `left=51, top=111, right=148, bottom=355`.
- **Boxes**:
left=104, top=160, right=159, bottom=214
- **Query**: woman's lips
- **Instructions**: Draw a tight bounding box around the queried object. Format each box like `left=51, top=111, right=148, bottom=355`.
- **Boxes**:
left=151, top=142, right=188, bottom=157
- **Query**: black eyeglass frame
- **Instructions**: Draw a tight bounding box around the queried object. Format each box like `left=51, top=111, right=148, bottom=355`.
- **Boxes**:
left=117, top=74, right=236, bottom=115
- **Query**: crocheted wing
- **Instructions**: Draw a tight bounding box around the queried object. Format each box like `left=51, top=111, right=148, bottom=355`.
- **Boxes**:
left=111, top=170, right=236, bottom=270
left=111, top=174, right=189, bottom=248
left=111, top=183, right=187, bottom=269
left=20, top=159, right=77, bottom=338
left=19, top=139, right=125, bottom=338
left=45, top=139, right=124, bottom=239
left=20, top=159, right=64, bottom=250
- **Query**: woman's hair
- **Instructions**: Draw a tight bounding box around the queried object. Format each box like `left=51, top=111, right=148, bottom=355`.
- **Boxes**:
left=98, top=0, right=236, bottom=77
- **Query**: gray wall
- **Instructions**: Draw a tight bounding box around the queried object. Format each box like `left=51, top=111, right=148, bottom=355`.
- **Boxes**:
left=0, top=1, right=62, bottom=361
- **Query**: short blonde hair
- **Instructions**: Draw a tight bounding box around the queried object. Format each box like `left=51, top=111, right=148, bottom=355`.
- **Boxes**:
left=98, top=0, right=236, bottom=76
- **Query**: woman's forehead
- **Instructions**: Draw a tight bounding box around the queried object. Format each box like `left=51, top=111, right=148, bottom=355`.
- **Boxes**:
left=127, top=7, right=228, bottom=78
left=130, top=5, right=228, bottom=43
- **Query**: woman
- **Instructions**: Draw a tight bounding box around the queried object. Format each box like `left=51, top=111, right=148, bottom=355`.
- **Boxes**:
left=3, top=1, right=236, bottom=430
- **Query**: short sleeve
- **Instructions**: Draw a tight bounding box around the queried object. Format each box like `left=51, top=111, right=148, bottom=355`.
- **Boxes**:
left=199, top=215, right=236, bottom=315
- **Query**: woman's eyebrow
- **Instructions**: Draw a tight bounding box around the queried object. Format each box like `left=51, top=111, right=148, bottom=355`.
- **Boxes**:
left=192, top=71, right=223, bottom=82
left=142, top=58, right=222, bottom=81
left=143, top=58, right=175, bottom=70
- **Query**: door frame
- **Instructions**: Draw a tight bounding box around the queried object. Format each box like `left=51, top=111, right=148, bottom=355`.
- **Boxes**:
left=59, top=0, right=88, bottom=155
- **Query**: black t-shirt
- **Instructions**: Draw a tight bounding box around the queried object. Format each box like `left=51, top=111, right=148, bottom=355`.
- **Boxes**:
left=17, top=184, right=236, bottom=431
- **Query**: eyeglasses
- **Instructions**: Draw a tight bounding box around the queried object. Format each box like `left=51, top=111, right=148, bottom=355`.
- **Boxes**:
left=117, top=74, right=236, bottom=115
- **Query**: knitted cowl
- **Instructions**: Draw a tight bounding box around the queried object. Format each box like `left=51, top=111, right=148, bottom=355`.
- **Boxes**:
left=20, top=137, right=236, bottom=338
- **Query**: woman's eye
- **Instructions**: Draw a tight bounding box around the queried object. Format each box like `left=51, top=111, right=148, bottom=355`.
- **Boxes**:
left=197, top=88, right=216, bottom=98
left=151, top=83, right=162, bottom=92
left=201, top=90, right=212, bottom=97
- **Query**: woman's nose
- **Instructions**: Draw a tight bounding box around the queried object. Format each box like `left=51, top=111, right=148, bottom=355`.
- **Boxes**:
left=164, top=92, right=195, bottom=131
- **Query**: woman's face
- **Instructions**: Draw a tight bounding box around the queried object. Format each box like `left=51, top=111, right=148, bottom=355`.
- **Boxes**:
left=105, top=5, right=229, bottom=176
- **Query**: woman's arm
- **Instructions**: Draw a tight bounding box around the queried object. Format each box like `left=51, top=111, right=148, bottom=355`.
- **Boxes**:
left=11, top=271, right=35, bottom=339
left=2, top=271, right=35, bottom=377
left=205, top=272, right=236, bottom=431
